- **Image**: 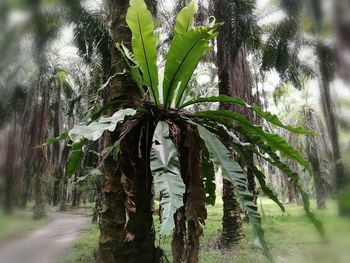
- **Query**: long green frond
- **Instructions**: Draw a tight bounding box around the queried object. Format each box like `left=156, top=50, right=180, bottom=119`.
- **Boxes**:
left=179, top=95, right=315, bottom=134
left=151, top=122, right=185, bottom=236
left=174, top=0, right=198, bottom=35
left=162, top=24, right=221, bottom=108
left=197, top=126, right=273, bottom=262
left=195, top=110, right=311, bottom=170
left=126, top=0, right=159, bottom=103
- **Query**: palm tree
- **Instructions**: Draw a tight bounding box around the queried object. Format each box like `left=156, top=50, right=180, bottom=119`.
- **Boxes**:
left=213, top=0, right=261, bottom=245
left=97, top=0, right=157, bottom=262
left=282, top=0, right=347, bottom=214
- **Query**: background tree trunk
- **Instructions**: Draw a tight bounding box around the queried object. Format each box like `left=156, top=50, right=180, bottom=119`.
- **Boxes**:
left=317, top=43, right=348, bottom=214
left=303, top=106, right=327, bottom=209
left=214, top=0, right=260, bottom=245
left=4, top=114, right=18, bottom=214
left=32, top=82, right=50, bottom=219
left=215, top=30, right=255, bottom=246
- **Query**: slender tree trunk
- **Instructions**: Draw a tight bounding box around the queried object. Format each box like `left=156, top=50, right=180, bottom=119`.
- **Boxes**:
left=303, top=106, right=327, bottom=209
left=71, top=173, right=80, bottom=207
left=19, top=91, right=36, bottom=209
left=60, top=178, right=68, bottom=212
left=20, top=172, right=31, bottom=209
left=215, top=38, right=251, bottom=246
left=310, top=156, right=326, bottom=209
left=171, top=124, right=207, bottom=263
left=32, top=80, right=50, bottom=219
left=214, top=0, right=260, bottom=244
left=51, top=84, right=61, bottom=207
left=33, top=168, right=46, bottom=219
left=4, top=114, right=17, bottom=214
left=317, top=43, right=348, bottom=214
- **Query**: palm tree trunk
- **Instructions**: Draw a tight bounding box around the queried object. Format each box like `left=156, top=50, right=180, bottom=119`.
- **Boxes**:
left=310, top=155, right=326, bottom=209
left=214, top=0, right=260, bottom=244
left=303, top=106, right=327, bottom=209
left=216, top=42, right=252, bottom=246
left=4, top=114, right=17, bottom=214
left=118, top=116, right=160, bottom=263
left=60, top=178, right=68, bottom=212
left=221, top=179, right=243, bottom=244
left=97, top=0, right=156, bottom=261
left=71, top=173, right=80, bottom=207
left=20, top=172, right=31, bottom=209
left=171, top=124, right=207, bottom=263
left=317, top=43, right=347, bottom=214
left=32, top=82, right=50, bottom=220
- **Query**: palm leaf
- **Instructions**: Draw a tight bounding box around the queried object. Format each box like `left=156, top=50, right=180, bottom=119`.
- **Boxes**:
left=190, top=118, right=285, bottom=212
left=250, top=142, right=325, bottom=238
left=197, top=126, right=273, bottom=261
left=195, top=110, right=311, bottom=170
left=179, top=95, right=314, bottom=134
left=249, top=164, right=285, bottom=212
left=126, top=0, right=159, bottom=103
left=67, top=139, right=87, bottom=176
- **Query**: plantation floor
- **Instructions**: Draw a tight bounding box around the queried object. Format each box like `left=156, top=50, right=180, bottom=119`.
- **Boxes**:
left=66, top=199, right=350, bottom=263
left=0, top=210, right=48, bottom=242
left=0, top=212, right=88, bottom=263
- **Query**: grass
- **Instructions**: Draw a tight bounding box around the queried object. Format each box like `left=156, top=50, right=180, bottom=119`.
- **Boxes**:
left=65, top=198, right=350, bottom=263
left=0, top=210, right=48, bottom=242
left=64, top=223, right=99, bottom=263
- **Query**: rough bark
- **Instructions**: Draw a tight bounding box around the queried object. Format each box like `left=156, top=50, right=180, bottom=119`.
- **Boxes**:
left=170, top=124, right=207, bottom=263
left=216, top=32, right=250, bottom=246
left=221, top=179, right=243, bottom=245
left=117, top=115, right=160, bottom=263
left=97, top=0, right=149, bottom=261
left=51, top=84, right=61, bottom=207
left=214, top=0, right=260, bottom=245
left=32, top=82, right=50, bottom=220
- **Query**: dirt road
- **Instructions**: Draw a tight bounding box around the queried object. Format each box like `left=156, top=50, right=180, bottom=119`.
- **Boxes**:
left=0, top=212, right=88, bottom=263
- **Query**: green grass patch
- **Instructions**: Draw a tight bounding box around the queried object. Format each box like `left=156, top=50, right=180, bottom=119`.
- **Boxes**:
left=66, top=199, right=350, bottom=263
left=0, top=210, right=48, bottom=241
left=65, top=223, right=99, bottom=263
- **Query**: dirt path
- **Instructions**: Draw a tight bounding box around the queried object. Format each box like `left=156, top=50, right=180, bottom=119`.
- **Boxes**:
left=0, top=212, right=89, bottom=263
